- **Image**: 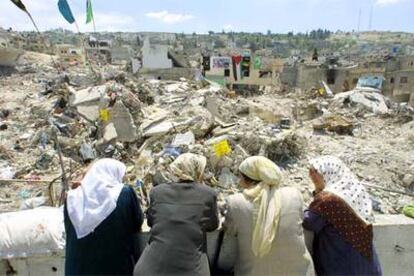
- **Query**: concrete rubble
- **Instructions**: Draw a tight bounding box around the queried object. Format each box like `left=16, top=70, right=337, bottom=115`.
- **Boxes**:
left=0, top=50, right=413, bottom=218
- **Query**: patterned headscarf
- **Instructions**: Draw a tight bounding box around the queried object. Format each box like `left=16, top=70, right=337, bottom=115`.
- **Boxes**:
left=169, top=153, right=207, bottom=182
left=239, top=156, right=283, bottom=257
left=310, top=156, right=374, bottom=223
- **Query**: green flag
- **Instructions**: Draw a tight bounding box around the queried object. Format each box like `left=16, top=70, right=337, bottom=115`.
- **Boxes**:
left=254, top=56, right=262, bottom=70
left=86, top=0, right=94, bottom=24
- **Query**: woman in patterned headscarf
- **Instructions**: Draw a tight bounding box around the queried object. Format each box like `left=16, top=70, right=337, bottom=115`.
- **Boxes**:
left=134, top=153, right=218, bottom=276
left=303, top=155, right=382, bottom=275
left=224, top=156, right=314, bottom=276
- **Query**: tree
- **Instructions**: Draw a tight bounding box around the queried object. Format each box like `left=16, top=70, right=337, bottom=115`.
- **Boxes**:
left=214, top=39, right=225, bottom=48
left=267, top=29, right=272, bottom=36
left=208, top=31, right=214, bottom=36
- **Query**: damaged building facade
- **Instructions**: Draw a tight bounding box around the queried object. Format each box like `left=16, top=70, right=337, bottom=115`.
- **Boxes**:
left=384, top=56, right=414, bottom=105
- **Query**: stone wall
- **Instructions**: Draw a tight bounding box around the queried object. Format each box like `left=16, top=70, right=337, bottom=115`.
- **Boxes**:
left=2, top=215, right=413, bottom=275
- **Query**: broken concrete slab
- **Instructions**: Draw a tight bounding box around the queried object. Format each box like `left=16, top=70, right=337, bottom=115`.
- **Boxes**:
left=182, top=106, right=215, bottom=138
left=171, top=131, right=195, bottom=147
left=313, top=115, right=355, bottom=135
left=109, top=101, right=138, bottom=142
left=103, top=123, right=118, bottom=143
left=76, top=105, right=99, bottom=122
left=71, top=85, right=107, bottom=106
left=245, top=96, right=294, bottom=124
left=333, top=90, right=389, bottom=115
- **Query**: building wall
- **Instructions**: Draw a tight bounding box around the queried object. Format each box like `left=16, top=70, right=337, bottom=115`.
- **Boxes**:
left=2, top=215, right=413, bottom=276
left=56, top=45, right=84, bottom=64
left=138, top=68, right=198, bottom=81
left=383, top=56, right=414, bottom=105
left=296, top=65, right=325, bottom=90
left=111, top=46, right=133, bottom=65
left=206, top=56, right=284, bottom=86
left=142, top=39, right=172, bottom=69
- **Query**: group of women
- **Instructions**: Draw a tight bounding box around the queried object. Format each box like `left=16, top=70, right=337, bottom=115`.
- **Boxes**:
left=64, top=154, right=382, bottom=276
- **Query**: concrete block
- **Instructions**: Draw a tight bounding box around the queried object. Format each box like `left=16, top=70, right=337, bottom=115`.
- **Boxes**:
left=103, top=123, right=118, bottom=143
left=71, top=85, right=106, bottom=106
left=109, top=101, right=138, bottom=142
left=76, top=105, right=99, bottom=122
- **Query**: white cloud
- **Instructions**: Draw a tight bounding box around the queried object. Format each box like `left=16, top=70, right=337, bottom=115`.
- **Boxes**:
left=89, top=13, right=136, bottom=32
left=145, top=10, right=195, bottom=24
left=376, top=0, right=404, bottom=6
left=223, top=24, right=234, bottom=31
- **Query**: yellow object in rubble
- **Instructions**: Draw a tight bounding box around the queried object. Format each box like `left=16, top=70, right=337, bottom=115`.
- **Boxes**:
left=99, top=109, right=110, bottom=122
left=213, top=140, right=232, bottom=157
left=318, top=88, right=325, bottom=95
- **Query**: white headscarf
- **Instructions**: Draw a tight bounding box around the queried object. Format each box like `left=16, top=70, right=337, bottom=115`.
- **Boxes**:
left=67, top=158, right=126, bottom=239
left=310, top=156, right=374, bottom=223
left=169, top=153, right=207, bottom=182
left=239, top=156, right=283, bottom=258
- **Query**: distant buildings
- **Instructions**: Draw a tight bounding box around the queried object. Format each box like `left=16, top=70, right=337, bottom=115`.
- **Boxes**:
left=56, top=44, right=84, bottom=65
left=141, top=38, right=172, bottom=69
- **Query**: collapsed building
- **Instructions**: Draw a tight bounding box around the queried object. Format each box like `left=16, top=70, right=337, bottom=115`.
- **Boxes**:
left=1, top=29, right=414, bottom=274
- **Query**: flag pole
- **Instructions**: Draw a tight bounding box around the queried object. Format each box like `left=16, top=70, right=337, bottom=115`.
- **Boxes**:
left=73, top=20, right=99, bottom=79
left=92, top=13, right=97, bottom=34
left=23, top=10, right=61, bottom=73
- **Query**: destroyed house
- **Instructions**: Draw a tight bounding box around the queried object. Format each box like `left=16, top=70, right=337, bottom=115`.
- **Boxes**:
left=56, top=44, right=84, bottom=65
left=204, top=51, right=286, bottom=89
left=383, top=56, right=414, bottom=106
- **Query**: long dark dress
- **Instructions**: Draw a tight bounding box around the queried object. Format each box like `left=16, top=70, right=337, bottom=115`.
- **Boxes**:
left=303, top=192, right=382, bottom=276
left=134, top=182, right=219, bottom=276
left=64, top=185, right=144, bottom=276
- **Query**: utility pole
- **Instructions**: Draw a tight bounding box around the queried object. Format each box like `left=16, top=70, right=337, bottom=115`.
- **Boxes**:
left=357, top=8, right=361, bottom=32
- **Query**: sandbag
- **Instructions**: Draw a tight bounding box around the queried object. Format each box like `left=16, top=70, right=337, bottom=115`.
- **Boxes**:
left=0, top=207, right=65, bottom=258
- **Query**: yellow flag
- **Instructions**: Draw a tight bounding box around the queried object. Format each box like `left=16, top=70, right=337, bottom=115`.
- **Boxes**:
left=213, top=140, right=232, bottom=158
left=99, top=109, right=110, bottom=122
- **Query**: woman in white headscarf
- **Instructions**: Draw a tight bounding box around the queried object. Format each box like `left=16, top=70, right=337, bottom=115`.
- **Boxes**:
left=64, top=158, right=143, bottom=276
left=134, top=153, right=218, bottom=276
left=303, top=156, right=381, bottom=275
left=224, top=156, right=314, bottom=276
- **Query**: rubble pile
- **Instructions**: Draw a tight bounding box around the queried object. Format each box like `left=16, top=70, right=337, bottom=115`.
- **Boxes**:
left=1, top=53, right=413, bottom=215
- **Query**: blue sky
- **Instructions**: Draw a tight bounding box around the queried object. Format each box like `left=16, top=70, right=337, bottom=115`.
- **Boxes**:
left=0, top=0, right=413, bottom=33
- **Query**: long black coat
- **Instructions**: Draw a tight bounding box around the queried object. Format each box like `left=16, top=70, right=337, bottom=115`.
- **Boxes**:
left=65, top=186, right=143, bottom=275
left=134, top=182, right=219, bottom=276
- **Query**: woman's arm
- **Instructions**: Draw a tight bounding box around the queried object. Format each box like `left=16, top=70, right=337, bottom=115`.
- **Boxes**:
left=128, top=186, right=144, bottom=232
left=205, top=193, right=219, bottom=232
left=303, top=209, right=327, bottom=234
left=222, top=197, right=238, bottom=236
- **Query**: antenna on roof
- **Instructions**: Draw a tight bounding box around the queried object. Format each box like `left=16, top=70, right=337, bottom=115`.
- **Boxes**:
left=368, top=5, right=373, bottom=30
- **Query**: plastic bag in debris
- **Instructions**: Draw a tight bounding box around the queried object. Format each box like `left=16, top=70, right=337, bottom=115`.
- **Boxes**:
left=0, top=164, right=15, bottom=179
left=20, top=196, right=48, bottom=210
left=161, top=146, right=182, bottom=158
left=0, top=207, right=65, bottom=258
